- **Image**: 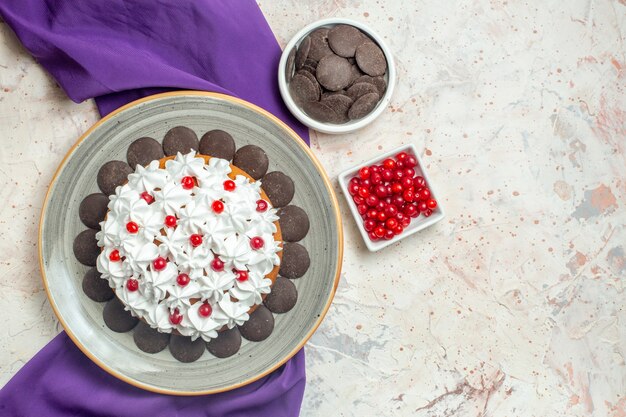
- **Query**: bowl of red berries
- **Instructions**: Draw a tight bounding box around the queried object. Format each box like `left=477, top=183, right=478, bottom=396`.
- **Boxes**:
left=338, top=144, right=444, bottom=251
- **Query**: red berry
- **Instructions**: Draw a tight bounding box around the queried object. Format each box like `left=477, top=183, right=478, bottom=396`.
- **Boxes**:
left=403, top=189, right=415, bottom=202
left=418, top=188, right=431, bottom=201
left=401, top=177, right=414, bottom=189
left=349, top=177, right=360, bottom=186
left=382, top=169, right=394, bottom=182
left=393, top=225, right=404, bottom=235
left=349, top=183, right=360, bottom=196
left=423, top=209, right=433, bottom=217
left=176, top=273, right=190, bottom=286
left=140, top=191, right=154, bottom=204
left=405, top=168, right=415, bottom=178
left=198, top=303, right=212, bottom=317
left=383, top=229, right=395, bottom=240
left=375, top=184, right=388, bottom=198
left=181, top=176, right=195, bottom=189
left=357, top=204, right=368, bottom=215
left=361, top=178, right=371, bottom=188
left=374, top=226, right=385, bottom=238
left=223, top=179, right=236, bottom=191
left=385, top=197, right=392, bottom=204
left=359, top=167, right=371, bottom=180
left=392, top=195, right=404, bottom=207
left=396, top=211, right=406, bottom=221
left=396, top=160, right=405, bottom=170
left=396, top=152, right=408, bottom=162
left=358, top=186, right=370, bottom=198
left=235, top=270, right=249, bottom=282
left=165, top=215, right=177, bottom=227
left=169, top=308, right=183, bottom=325
left=391, top=183, right=403, bottom=194
left=370, top=173, right=382, bottom=185
left=364, top=219, right=376, bottom=232
left=370, top=165, right=380, bottom=173
left=404, top=204, right=418, bottom=217
left=385, top=205, right=398, bottom=217
left=394, top=169, right=404, bottom=181
left=417, top=201, right=428, bottom=212
left=382, top=158, right=396, bottom=170
left=405, top=155, right=417, bottom=168
left=109, top=249, right=121, bottom=262
left=211, top=257, right=224, bottom=271
left=126, top=221, right=139, bottom=234
left=414, top=176, right=426, bottom=188
left=377, top=211, right=387, bottom=222
left=126, top=279, right=139, bottom=292
left=212, top=200, right=224, bottom=213
left=152, top=257, right=167, bottom=271
left=369, top=231, right=379, bottom=241
left=250, top=236, right=264, bottom=250
left=375, top=201, right=386, bottom=212
left=256, top=199, right=268, bottom=212
left=190, top=234, right=203, bottom=247
left=365, top=195, right=378, bottom=207
left=427, top=198, right=438, bottom=209
left=353, top=195, right=365, bottom=205
left=386, top=218, right=398, bottom=229
left=366, top=209, right=378, bottom=219
left=400, top=216, right=411, bottom=228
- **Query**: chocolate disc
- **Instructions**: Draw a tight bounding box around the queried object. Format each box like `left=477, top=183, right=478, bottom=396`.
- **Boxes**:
left=238, top=305, right=274, bottom=342
left=289, top=73, right=320, bottom=105
left=307, top=28, right=334, bottom=62
left=169, top=334, right=205, bottom=363
left=297, top=70, right=321, bottom=98
left=278, top=205, right=310, bottom=242
left=103, top=298, right=138, bottom=333
left=295, top=36, right=311, bottom=70
left=97, top=161, right=133, bottom=196
left=320, top=90, right=347, bottom=100
left=126, top=137, right=164, bottom=169
left=264, top=277, right=298, bottom=314
left=133, top=322, right=170, bottom=354
left=328, top=24, right=365, bottom=58
left=162, top=126, right=199, bottom=156
left=348, top=92, right=380, bottom=120
left=285, top=47, right=296, bottom=82
left=348, top=63, right=364, bottom=85
left=320, top=94, right=353, bottom=120
left=233, top=145, right=269, bottom=180
left=316, top=55, right=353, bottom=91
left=206, top=327, right=242, bottom=358
left=82, top=267, right=113, bottom=302
left=199, top=130, right=236, bottom=160
left=347, top=82, right=379, bottom=101
left=355, top=42, right=387, bottom=77
left=79, top=193, right=109, bottom=229
left=73, top=229, right=100, bottom=266
left=261, top=171, right=295, bottom=207
left=279, top=242, right=310, bottom=279
left=353, top=75, right=387, bottom=96
left=302, top=101, right=344, bottom=124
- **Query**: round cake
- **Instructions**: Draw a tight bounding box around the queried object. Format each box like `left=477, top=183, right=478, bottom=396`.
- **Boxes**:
left=95, top=151, right=282, bottom=342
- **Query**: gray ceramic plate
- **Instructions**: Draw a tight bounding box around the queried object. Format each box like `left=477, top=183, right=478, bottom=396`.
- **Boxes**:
left=39, top=91, right=343, bottom=395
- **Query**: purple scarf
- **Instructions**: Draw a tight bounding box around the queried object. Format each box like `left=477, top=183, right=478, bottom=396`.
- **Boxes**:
left=0, top=0, right=308, bottom=415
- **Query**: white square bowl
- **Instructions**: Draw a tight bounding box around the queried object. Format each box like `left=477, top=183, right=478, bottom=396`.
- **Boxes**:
left=338, top=143, right=445, bottom=251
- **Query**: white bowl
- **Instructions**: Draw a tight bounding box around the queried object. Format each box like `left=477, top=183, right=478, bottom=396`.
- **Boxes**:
left=338, top=143, right=445, bottom=251
left=278, top=18, right=396, bottom=134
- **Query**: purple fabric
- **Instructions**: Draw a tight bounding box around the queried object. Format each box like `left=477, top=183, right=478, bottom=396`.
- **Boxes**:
left=0, top=0, right=309, bottom=415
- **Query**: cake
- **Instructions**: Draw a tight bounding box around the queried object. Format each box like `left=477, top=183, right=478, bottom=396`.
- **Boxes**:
left=74, top=127, right=310, bottom=362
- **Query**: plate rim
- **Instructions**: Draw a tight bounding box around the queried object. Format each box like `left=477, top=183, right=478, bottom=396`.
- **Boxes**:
left=38, top=90, right=344, bottom=396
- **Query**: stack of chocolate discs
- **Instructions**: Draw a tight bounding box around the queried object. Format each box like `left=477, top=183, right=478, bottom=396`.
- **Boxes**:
left=287, top=24, right=388, bottom=124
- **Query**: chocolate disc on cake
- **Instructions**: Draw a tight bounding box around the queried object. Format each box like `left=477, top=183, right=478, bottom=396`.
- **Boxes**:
left=82, top=267, right=114, bottom=302
left=78, top=193, right=109, bottom=229
left=328, top=24, right=366, bottom=58
left=199, top=130, right=236, bottom=160
left=348, top=92, right=380, bottom=120
left=169, top=335, right=205, bottom=363
left=238, top=305, right=274, bottom=342
left=162, top=126, right=199, bottom=156
left=206, top=327, right=242, bottom=358
left=73, top=229, right=100, bottom=266
left=261, top=172, right=295, bottom=207
left=307, top=28, right=334, bottom=62
left=97, top=161, right=133, bottom=196
left=279, top=242, right=310, bottom=279
left=233, top=144, right=269, bottom=180
left=103, top=298, right=138, bottom=333
left=355, top=42, right=387, bottom=77
left=264, top=277, right=298, bottom=314
left=126, top=137, right=165, bottom=169
left=316, top=55, right=353, bottom=91
left=133, top=322, right=170, bottom=354
left=295, top=35, right=311, bottom=70
left=278, top=205, right=310, bottom=242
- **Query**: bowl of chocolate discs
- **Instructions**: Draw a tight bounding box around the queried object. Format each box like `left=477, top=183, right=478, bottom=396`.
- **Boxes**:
left=278, top=18, right=396, bottom=134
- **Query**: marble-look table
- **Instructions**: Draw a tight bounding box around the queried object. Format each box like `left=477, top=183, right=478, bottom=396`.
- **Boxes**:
left=1, top=1, right=624, bottom=416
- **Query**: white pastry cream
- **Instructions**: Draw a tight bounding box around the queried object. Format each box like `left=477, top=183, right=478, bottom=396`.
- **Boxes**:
left=96, top=151, right=281, bottom=342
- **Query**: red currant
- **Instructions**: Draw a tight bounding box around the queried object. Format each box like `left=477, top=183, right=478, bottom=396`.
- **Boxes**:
left=176, top=273, right=190, bottom=286
left=404, top=168, right=415, bottom=178
left=169, top=308, right=183, bottom=325
left=382, top=169, right=394, bottom=182
left=165, top=215, right=177, bottom=227
left=375, top=185, right=388, bottom=198
left=370, top=165, right=380, bottom=173
left=385, top=205, right=398, bottom=217
left=403, top=189, right=415, bottom=202
left=140, top=191, right=154, bottom=204
left=190, top=234, right=203, bottom=247
left=211, top=257, right=224, bottom=271
left=400, top=216, right=411, bottom=228
left=386, top=218, right=398, bottom=229
left=223, top=179, right=236, bottom=191
left=375, top=201, right=386, bottom=212
left=391, top=183, right=403, bottom=194
left=353, top=195, right=365, bottom=205
left=365, top=195, right=378, bottom=207
left=368, top=231, right=379, bottom=241
left=371, top=172, right=382, bottom=185
left=212, top=200, right=224, bottom=213
left=403, top=204, right=418, bottom=217
left=358, top=186, right=370, bottom=198
left=394, top=169, right=404, bottom=180
left=374, top=226, right=385, bottom=238
left=349, top=177, right=360, bottom=186
left=366, top=209, right=378, bottom=219
left=396, top=152, right=408, bottom=162
left=427, top=198, right=438, bottom=209
left=126, top=279, right=139, bottom=292
left=401, top=177, right=414, bottom=189
left=392, top=195, right=404, bottom=207
left=393, top=225, right=404, bottom=235
left=236, top=270, right=249, bottom=282
left=109, top=249, right=121, bottom=262
left=198, top=303, right=212, bottom=317
left=383, top=229, right=395, bottom=240
left=417, top=201, right=428, bottom=212
left=256, top=199, right=268, bottom=212
left=152, top=257, right=167, bottom=271
left=126, top=221, right=139, bottom=234
left=349, top=183, right=360, bottom=196
left=413, top=176, right=426, bottom=188
left=358, top=167, right=371, bottom=180
left=382, top=158, right=396, bottom=170
left=364, top=219, right=376, bottom=232
left=377, top=211, right=387, bottom=222
left=361, top=179, right=371, bottom=188
left=250, top=236, right=264, bottom=250
left=423, top=209, right=433, bottom=217
left=357, top=204, right=368, bottom=215
left=405, top=155, right=417, bottom=168
left=396, top=160, right=405, bottom=170
left=181, top=176, right=195, bottom=190
left=418, top=188, right=431, bottom=201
